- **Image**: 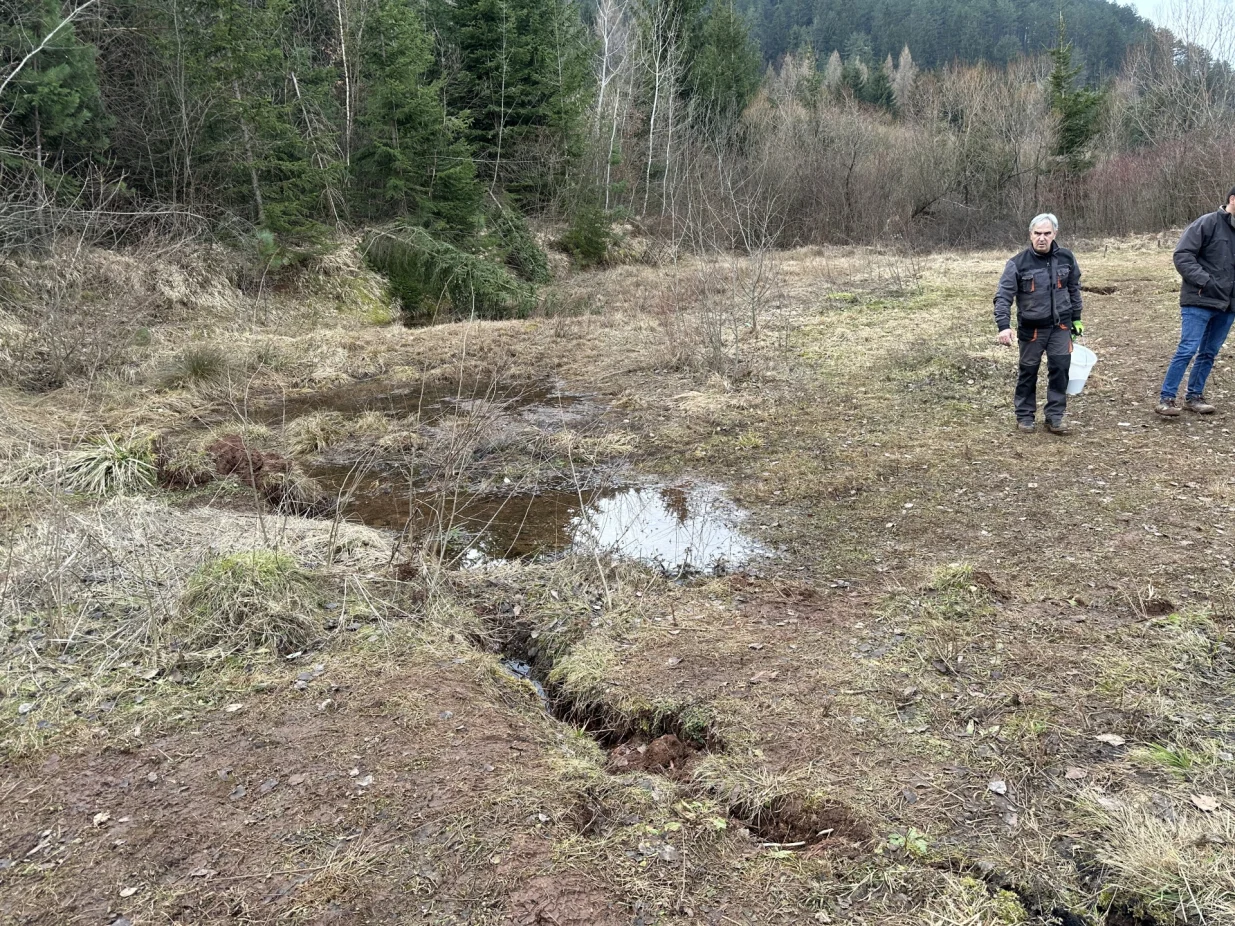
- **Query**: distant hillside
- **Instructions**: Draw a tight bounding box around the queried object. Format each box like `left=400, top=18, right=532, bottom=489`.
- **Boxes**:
left=738, top=0, right=1153, bottom=77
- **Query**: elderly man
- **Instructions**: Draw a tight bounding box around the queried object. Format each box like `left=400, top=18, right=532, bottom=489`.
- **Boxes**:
left=993, top=213, right=1084, bottom=434
left=1155, top=187, right=1235, bottom=417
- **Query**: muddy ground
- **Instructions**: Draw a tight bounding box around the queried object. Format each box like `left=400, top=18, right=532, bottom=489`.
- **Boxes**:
left=1, top=237, right=1232, bottom=925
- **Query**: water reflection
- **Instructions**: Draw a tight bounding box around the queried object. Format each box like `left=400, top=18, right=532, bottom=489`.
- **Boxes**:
left=311, top=465, right=764, bottom=574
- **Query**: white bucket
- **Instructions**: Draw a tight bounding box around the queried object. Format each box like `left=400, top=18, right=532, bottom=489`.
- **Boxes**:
left=1067, top=343, right=1097, bottom=395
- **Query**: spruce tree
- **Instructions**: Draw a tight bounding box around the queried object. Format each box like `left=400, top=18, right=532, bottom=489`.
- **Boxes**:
left=0, top=0, right=108, bottom=169
left=861, top=55, right=894, bottom=110
left=692, top=1, right=762, bottom=123
left=1048, top=15, right=1105, bottom=171
left=445, top=0, right=592, bottom=203
left=352, top=0, right=481, bottom=238
left=202, top=0, right=333, bottom=239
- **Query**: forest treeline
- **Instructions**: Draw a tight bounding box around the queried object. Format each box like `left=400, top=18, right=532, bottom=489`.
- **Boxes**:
left=737, top=0, right=1151, bottom=78
left=2, top=0, right=1235, bottom=319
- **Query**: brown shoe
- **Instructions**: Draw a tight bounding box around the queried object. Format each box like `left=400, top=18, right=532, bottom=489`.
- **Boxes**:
left=1184, top=397, right=1216, bottom=414
left=1017, top=420, right=1035, bottom=433
left=1045, top=419, right=1069, bottom=435
left=1155, top=398, right=1182, bottom=417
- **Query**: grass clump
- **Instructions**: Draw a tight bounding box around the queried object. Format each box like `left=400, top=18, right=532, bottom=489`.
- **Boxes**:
left=173, top=550, right=323, bottom=656
left=158, top=345, right=229, bottom=388
left=1081, top=794, right=1235, bottom=924
left=1133, top=743, right=1198, bottom=777
left=285, top=411, right=350, bottom=454
left=60, top=433, right=157, bottom=496
left=923, top=562, right=997, bottom=622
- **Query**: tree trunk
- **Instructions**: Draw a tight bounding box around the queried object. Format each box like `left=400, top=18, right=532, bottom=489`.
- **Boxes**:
left=233, top=80, right=265, bottom=226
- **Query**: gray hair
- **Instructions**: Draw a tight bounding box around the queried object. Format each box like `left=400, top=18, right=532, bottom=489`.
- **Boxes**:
left=1030, top=213, right=1059, bottom=234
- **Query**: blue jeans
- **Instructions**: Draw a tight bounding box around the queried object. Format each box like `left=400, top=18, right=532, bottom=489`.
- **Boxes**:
left=1160, top=305, right=1235, bottom=401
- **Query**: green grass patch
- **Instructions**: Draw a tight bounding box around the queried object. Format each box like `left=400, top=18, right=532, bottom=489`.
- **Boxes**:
left=173, top=550, right=324, bottom=657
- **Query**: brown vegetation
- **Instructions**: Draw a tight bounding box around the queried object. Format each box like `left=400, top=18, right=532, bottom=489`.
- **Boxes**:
left=1, top=237, right=1233, bottom=925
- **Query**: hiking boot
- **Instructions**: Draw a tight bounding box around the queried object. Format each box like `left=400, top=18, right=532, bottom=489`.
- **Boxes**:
left=1045, top=419, right=1069, bottom=435
left=1155, top=398, right=1182, bottom=417
left=1184, top=396, right=1216, bottom=414
left=1017, top=419, right=1035, bottom=434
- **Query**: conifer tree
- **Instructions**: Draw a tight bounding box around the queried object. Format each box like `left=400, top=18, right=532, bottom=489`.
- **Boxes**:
left=1048, top=15, right=1105, bottom=171
left=202, top=0, right=333, bottom=239
left=352, top=0, right=481, bottom=237
left=445, top=0, right=592, bottom=201
left=861, top=54, right=894, bottom=110
left=691, top=1, right=762, bottom=123
left=0, top=0, right=108, bottom=169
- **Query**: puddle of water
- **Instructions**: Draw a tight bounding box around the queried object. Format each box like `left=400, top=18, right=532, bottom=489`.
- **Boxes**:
left=313, top=466, right=765, bottom=573
left=570, top=485, right=763, bottom=573
left=253, top=379, right=580, bottom=425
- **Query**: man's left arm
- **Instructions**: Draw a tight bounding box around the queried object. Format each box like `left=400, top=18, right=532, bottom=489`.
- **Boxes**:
left=1068, top=254, right=1084, bottom=335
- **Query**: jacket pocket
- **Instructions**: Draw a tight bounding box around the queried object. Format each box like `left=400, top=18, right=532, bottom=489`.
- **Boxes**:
left=1018, top=272, right=1036, bottom=294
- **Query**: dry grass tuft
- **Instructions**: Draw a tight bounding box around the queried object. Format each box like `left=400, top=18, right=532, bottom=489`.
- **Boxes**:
left=173, top=550, right=324, bottom=656
left=5, top=433, right=158, bottom=496
left=284, top=411, right=350, bottom=454
left=157, top=345, right=229, bottom=388
left=1080, top=792, right=1235, bottom=924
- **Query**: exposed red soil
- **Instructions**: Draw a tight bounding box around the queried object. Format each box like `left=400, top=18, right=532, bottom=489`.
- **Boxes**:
left=0, top=660, right=619, bottom=925
left=605, top=733, right=698, bottom=777
left=208, top=434, right=292, bottom=484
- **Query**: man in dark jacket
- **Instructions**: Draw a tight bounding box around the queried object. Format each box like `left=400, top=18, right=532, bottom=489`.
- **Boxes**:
left=993, top=213, right=1084, bottom=434
left=1155, top=188, right=1235, bottom=417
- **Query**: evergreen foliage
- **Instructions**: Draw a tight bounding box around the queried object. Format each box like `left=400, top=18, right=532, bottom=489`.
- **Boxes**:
left=560, top=199, right=613, bottom=267
left=364, top=224, right=535, bottom=322
left=352, top=0, right=482, bottom=236
left=487, top=199, right=551, bottom=282
left=441, top=0, right=593, bottom=202
left=0, top=0, right=108, bottom=167
left=738, top=0, right=1152, bottom=80
left=1048, top=16, right=1106, bottom=171
left=691, top=2, right=762, bottom=121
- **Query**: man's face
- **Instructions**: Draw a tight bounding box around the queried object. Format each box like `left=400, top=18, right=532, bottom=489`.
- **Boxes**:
left=1030, top=222, right=1055, bottom=254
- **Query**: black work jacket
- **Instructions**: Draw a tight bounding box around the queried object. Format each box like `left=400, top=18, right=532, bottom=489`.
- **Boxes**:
left=993, top=242, right=1083, bottom=331
left=1174, top=209, right=1235, bottom=312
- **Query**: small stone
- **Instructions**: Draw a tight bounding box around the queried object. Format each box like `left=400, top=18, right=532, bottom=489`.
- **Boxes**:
left=17, top=703, right=33, bottom=715
left=657, top=844, right=680, bottom=862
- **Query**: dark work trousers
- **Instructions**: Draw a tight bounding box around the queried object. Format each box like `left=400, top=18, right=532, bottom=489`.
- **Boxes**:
left=1016, top=324, right=1072, bottom=422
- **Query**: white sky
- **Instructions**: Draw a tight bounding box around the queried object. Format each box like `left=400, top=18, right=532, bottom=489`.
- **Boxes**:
left=1124, top=0, right=1234, bottom=58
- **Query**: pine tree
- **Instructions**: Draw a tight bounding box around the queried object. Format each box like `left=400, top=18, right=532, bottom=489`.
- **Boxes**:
left=352, top=0, right=481, bottom=237
left=691, top=1, right=762, bottom=123
left=1048, top=15, right=1105, bottom=171
left=0, top=0, right=108, bottom=169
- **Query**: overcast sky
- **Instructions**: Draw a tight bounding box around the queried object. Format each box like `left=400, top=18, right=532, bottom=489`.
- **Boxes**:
left=1123, top=0, right=1233, bottom=57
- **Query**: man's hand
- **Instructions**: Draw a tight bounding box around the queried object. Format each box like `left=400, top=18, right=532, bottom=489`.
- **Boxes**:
left=1071, top=320, right=1085, bottom=339
left=997, top=328, right=1015, bottom=346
